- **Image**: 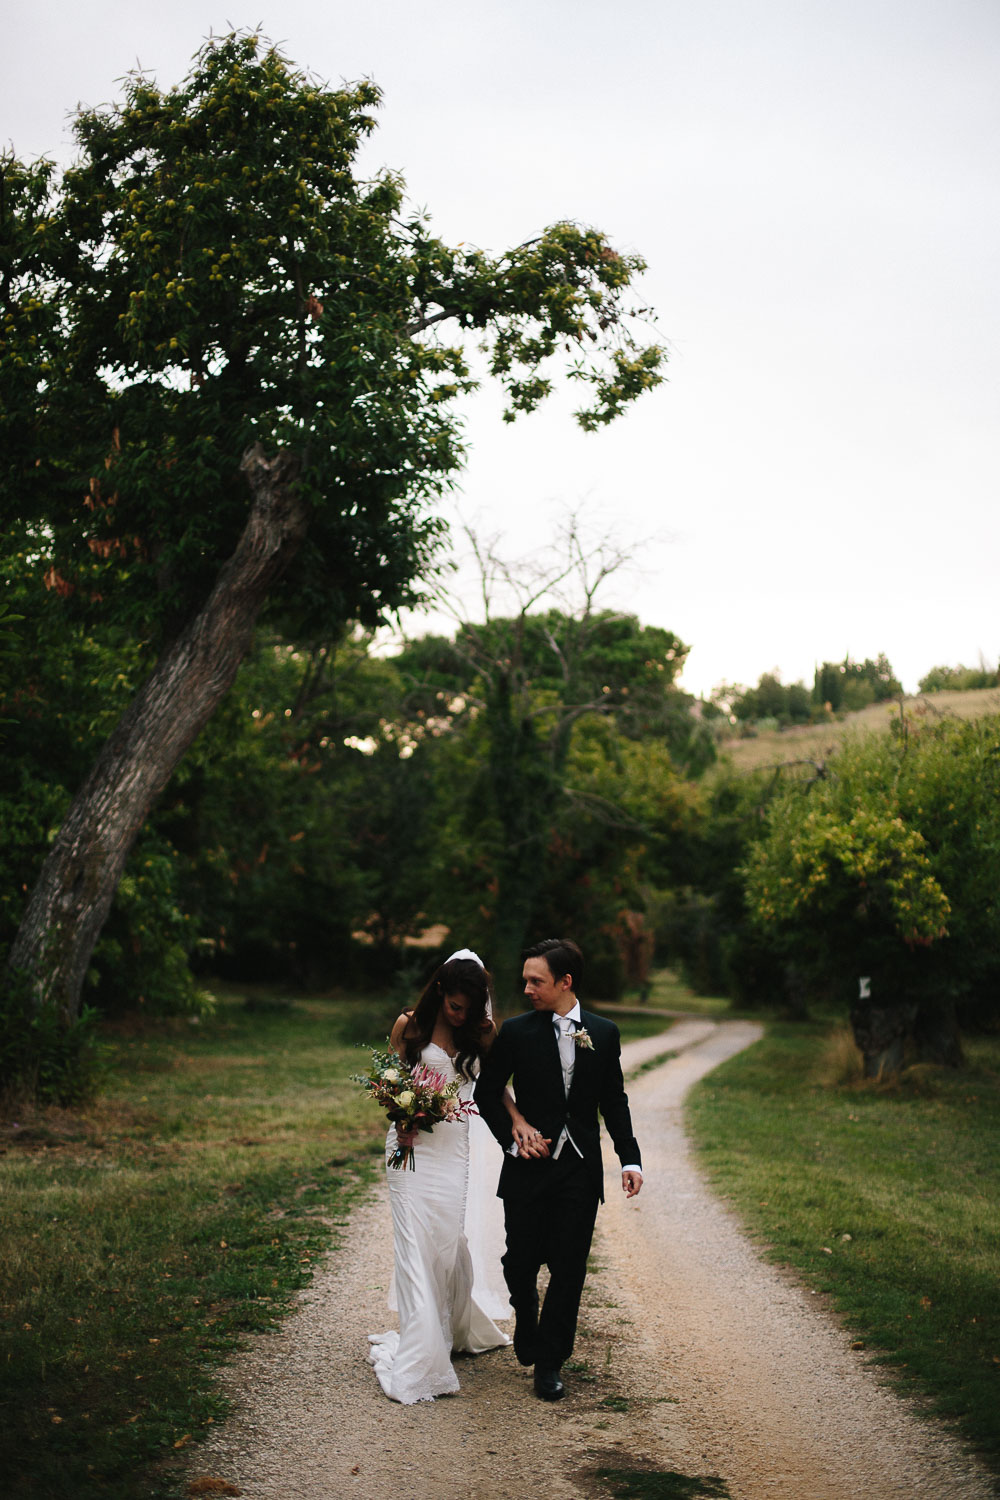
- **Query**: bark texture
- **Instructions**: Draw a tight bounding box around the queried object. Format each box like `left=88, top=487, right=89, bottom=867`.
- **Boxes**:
left=850, top=1001, right=918, bottom=1078
left=5, top=445, right=308, bottom=1023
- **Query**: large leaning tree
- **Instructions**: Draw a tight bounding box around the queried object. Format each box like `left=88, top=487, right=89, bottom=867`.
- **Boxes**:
left=0, top=32, right=664, bottom=1024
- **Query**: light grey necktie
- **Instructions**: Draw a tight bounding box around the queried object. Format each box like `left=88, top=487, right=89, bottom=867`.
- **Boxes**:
left=555, top=1014, right=575, bottom=1095
left=552, top=1015, right=582, bottom=1159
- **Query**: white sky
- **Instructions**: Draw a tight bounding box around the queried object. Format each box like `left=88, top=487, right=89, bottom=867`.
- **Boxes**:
left=4, top=0, right=998, bottom=696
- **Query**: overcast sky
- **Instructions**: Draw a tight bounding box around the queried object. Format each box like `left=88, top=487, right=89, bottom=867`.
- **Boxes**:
left=4, top=0, right=998, bottom=696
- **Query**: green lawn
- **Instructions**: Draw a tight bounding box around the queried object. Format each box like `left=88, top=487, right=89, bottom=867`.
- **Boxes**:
left=595, top=968, right=736, bottom=1022
left=0, top=986, right=399, bottom=1500
left=687, top=1022, right=1000, bottom=1475
left=590, top=1006, right=690, bottom=1043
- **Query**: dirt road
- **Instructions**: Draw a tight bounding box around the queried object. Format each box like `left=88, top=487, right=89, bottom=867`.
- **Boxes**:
left=186, top=1021, right=996, bottom=1499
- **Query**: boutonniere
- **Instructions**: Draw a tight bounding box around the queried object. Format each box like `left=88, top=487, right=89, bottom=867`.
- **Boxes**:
left=573, top=1026, right=595, bottom=1051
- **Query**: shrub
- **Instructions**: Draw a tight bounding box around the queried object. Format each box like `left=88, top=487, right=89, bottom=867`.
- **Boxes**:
left=0, top=979, right=104, bottom=1106
left=742, top=713, right=1000, bottom=1040
left=918, top=662, right=999, bottom=693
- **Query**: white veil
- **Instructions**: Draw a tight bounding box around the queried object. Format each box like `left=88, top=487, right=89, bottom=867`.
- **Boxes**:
left=465, top=1111, right=511, bottom=1319
left=443, top=947, right=493, bottom=1023
left=443, top=946, right=509, bottom=1316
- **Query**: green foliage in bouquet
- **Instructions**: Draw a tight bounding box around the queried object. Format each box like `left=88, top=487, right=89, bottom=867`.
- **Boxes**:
left=353, top=1043, right=474, bottom=1168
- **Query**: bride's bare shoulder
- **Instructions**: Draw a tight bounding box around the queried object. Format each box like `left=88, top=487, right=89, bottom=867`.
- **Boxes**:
left=389, top=1009, right=421, bottom=1047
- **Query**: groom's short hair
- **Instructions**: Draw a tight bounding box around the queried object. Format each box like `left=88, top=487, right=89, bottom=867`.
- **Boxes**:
left=524, top=937, right=583, bottom=990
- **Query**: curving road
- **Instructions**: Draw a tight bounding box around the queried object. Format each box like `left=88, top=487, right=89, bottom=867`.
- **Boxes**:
left=595, top=1021, right=994, bottom=1499
left=186, top=1019, right=996, bottom=1500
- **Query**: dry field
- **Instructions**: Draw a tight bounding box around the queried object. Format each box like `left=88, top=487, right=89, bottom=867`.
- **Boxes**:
left=716, top=686, right=1000, bottom=773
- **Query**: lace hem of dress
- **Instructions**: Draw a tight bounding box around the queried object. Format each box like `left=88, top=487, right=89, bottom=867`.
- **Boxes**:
left=367, top=1331, right=460, bottom=1404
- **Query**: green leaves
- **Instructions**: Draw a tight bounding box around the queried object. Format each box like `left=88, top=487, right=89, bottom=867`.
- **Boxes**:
left=3, top=32, right=663, bottom=652
left=741, top=714, right=1000, bottom=1013
left=745, top=802, right=951, bottom=944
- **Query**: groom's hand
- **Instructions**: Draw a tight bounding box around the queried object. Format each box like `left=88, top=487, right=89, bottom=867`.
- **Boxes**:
left=622, top=1170, right=643, bottom=1198
left=512, top=1121, right=552, bottom=1158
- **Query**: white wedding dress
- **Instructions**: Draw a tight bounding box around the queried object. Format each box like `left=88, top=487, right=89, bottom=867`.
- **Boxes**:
left=367, top=1043, right=510, bottom=1404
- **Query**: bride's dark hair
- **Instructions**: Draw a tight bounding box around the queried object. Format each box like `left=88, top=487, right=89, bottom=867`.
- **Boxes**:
left=401, top=955, right=494, bottom=1081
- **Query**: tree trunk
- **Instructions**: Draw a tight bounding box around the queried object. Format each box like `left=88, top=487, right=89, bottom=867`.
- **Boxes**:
left=490, top=868, right=540, bottom=1015
left=483, top=677, right=551, bottom=1012
left=4, top=445, right=308, bottom=1024
left=849, top=1001, right=918, bottom=1079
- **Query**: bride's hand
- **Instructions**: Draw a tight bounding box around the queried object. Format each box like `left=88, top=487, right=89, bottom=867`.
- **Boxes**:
left=395, top=1122, right=418, bottom=1148
left=511, top=1116, right=551, bottom=1159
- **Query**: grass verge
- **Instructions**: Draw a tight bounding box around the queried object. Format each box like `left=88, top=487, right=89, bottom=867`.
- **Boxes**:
left=593, top=968, right=736, bottom=1026
left=590, top=1009, right=686, bottom=1044
left=0, top=984, right=400, bottom=1500
left=686, top=1021, right=1000, bottom=1474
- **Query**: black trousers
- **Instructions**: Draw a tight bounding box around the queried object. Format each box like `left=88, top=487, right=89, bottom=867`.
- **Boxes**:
left=501, top=1150, right=600, bottom=1370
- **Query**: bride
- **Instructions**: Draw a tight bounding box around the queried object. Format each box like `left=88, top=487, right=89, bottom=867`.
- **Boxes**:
left=367, top=949, right=510, bottom=1403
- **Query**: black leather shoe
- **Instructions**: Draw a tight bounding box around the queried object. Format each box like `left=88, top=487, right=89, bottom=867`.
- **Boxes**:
left=534, top=1367, right=564, bottom=1401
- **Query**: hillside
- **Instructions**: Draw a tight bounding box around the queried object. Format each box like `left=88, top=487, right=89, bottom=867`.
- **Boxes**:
left=716, top=686, right=1000, bottom=773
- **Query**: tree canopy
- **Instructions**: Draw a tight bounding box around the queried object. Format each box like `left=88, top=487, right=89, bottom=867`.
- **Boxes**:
left=2, top=31, right=663, bottom=644
left=740, top=713, right=1000, bottom=1058
left=1, top=31, right=665, bottom=1033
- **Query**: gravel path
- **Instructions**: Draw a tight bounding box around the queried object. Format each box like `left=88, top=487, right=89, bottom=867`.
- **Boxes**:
left=185, top=1021, right=996, bottom=1500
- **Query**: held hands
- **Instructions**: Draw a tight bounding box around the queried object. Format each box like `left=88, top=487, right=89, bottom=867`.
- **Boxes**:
left=510, top=1113, right=640, bottom=1185
left=510, top=1113, right=552, bottom=1159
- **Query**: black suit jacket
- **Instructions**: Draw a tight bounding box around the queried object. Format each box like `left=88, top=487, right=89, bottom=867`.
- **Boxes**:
left=474, top=1007, right=641, bottom=1204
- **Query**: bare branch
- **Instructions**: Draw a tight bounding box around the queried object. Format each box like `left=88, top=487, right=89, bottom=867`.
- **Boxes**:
left=527, top=698, right=611, bottom=722
left=402, top=306, right=456, bottom=338
left=741, top=757, right=831, bottom=790
left=540, top=620, right=570, bottom=684
left=560, top=785, right=648, bottom=834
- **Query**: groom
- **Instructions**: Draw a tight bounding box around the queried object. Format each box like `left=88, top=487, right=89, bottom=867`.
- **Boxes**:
left=474, top=937, right=642, bottom=1401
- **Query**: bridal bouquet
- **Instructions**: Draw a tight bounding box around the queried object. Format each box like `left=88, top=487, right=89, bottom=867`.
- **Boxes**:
left=354, top=1044, right=476, bottom=1170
